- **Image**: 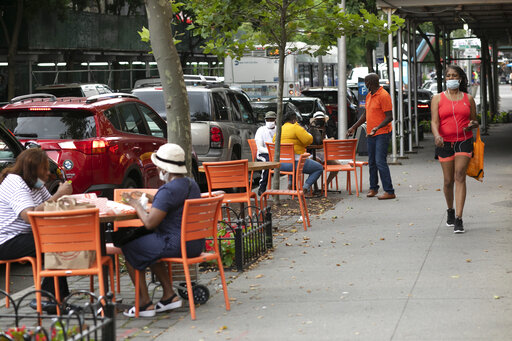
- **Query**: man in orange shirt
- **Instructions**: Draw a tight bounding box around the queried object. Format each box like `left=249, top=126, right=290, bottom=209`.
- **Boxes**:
left=347, top=73, right=396, bottom=200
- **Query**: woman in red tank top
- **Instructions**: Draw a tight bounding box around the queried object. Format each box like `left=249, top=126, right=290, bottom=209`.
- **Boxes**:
left=431, top=65, right=479, bottom=234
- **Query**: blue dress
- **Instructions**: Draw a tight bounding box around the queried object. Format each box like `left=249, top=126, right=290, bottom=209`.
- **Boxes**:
left=121, top=177, right=203, bottom=270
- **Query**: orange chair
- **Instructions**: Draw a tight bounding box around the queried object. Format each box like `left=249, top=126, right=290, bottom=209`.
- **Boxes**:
left=322, top=139, right=359, bottom=198
left=203, top=159, right=257, bottom=212
left=1, top=257, right=36, bottom=308
left=27, top=208, right=115, bottom=314
left=107, top=188, right=158, bottom=293
left=266, top=142, right=295, bottom=190
left=247, top=138, right=258, bottom=184
left=260, top=153, right=311, bottom=230
left=160, top=195, right=230, bottom=320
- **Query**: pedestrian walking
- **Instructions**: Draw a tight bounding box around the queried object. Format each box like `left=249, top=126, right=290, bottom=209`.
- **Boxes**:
left=347, top=73, right=396, bottom=200
left=430, top=65, right=478, bottom=233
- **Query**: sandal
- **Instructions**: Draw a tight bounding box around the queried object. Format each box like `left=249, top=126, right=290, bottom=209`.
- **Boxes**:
left=123, top=301, right=155, bottom=318
left=155, top=294, right=182, bottom=313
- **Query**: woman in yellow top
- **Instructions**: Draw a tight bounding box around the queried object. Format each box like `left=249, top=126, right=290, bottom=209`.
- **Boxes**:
left=274, top=111, right=323, bottom=191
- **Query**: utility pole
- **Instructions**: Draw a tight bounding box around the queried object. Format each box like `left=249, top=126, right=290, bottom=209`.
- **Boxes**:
left=337, top=0, right=348, bottom=139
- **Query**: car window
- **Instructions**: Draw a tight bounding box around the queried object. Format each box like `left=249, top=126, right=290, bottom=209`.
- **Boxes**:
left=104, top=107, right=121, bottom=130
left=227, top=93, right=241, bottom=121
left=0, top=139, right=15, bottom=159
left=290, top=100, right=315, bottom=115
left=188, top=91, right=212, bottom=121
left=235, top=94, right=255, bottom=124
left=212, top=93, right=229, bottom=121
left=0, top=110, right=96, bottom=139
left=35, top=88, right=83, bottom=97
left=251, top=102, right=277, bottom=122
left=117, top=103, right=147, bottom=135
left=137, top=103, right=167, bottom=138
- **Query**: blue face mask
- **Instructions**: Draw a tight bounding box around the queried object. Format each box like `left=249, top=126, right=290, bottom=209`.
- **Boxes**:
left=34, top=178, right=45, bottom=189
left=446, top=79, right=460, bottom=90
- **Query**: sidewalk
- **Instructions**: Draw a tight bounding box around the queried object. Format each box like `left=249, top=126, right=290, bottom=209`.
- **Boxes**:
left=2, top=124, right=511, bottom=340
left=151, top=124, right=512, bottom=340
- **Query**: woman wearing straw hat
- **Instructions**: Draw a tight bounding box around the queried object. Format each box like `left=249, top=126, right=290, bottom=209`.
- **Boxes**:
left=121, top=143, right=203, bottom=317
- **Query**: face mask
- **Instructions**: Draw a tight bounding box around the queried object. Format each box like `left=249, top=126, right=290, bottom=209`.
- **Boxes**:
left=159, top=170, right=170, bottom=182
left=446, top=79, right=460, bottom=90
left=34, top=178, right=45, bottom=189
left=266, top=121, right=276, bottom=129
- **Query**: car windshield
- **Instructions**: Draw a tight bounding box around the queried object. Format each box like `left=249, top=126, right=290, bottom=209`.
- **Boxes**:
left=289, top=100, right=314, bottom=114
left=302, top=91, right=337, bottom=105
left=0, top=110, right=96, bottom=139
left=251, top=102, right=277, bottom=122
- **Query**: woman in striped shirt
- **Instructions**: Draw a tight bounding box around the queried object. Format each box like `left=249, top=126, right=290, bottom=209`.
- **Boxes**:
left=0, top=148, right=72, bottom=313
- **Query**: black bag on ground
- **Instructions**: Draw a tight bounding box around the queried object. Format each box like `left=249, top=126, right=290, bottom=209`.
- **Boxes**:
left=111, top=227, right=153, bottom=247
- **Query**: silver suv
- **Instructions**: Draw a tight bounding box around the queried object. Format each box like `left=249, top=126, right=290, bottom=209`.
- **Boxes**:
left=132, top=84, right=259, bottom=164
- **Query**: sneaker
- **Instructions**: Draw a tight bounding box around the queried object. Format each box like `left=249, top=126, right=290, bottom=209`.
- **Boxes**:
left=446, top=208, right=455, bottom=227
left=454, top=217, right=465, bottom=234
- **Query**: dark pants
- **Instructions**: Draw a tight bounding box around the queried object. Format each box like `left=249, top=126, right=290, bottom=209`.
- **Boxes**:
left=367, top=132, right=395, bottom=194
left=0, top=233, right=70, bottom=297
left=257, top=153, right=270, bottom=191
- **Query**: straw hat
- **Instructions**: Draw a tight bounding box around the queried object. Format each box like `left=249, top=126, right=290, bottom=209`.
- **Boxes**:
left=150, top=143, right=187, bottom=174
left=310, top=111, right=329, bottom=124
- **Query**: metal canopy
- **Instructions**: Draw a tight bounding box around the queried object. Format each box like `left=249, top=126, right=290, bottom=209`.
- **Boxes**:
left=376, top=0, right=512, bottom=44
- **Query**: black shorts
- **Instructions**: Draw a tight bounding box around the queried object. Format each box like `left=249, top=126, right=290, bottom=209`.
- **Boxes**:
left=435, top=137, right=473, bottom=162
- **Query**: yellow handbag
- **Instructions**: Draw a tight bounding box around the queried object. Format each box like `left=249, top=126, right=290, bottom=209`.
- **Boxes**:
left=466, top=127, right=484, bottom=182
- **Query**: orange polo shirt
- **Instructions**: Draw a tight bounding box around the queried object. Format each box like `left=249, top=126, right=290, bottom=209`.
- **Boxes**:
left=365, top=86, right=393, bottom=136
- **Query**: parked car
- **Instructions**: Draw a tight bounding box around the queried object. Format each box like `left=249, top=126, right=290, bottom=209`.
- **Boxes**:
left=403, top=89, right=433, bottom=121
left=0, top=122, right=66, bottom=194
left=132, top=84, right=259, bottom=163
left=251, top=100, right=303, bottom=124
left=300, top=87, right=358, bottom=136
left=133, top=75, right=223, bottom=89
left=0, top=93, right=199, bottom=199
left=275, top=97, right=327, bottom=123
left=34, top=83, right=113, bottom=97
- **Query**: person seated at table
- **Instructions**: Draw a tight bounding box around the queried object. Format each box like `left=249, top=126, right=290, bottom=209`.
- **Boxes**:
left=255, top=111, right=277, bottom=196
left=120, top=143, right=203, bottom=318
left=0, top=148, right=73, bottom=314
left=309, top=112, right=340, bottom=189
left=274, top=111, right=323, bottom=195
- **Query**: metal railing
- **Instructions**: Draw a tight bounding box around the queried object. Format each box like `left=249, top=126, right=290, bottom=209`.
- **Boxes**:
left=0, top=289, right=115, bottom=340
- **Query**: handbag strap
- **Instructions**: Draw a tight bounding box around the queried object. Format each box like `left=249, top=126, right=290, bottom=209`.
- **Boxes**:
left=475, top=127, right=481, bottom=141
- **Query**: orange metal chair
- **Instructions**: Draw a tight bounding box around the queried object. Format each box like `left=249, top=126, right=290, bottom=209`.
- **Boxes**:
left=1, top=257, right=36, bottom=308
left=266, top=142, right=295, bottom=190
left=203, top=159, right=257, bottom=212
left=160, top=195, right=230, bottom=320
left=247, top=138, right=258, bottom=184
left=260, top=153, right=311, bottom=230
left=322, top=139, right=359, bottom=198
left=107, top=188, right=158, bottom=293
left=27, top=208, right=115, bottom=314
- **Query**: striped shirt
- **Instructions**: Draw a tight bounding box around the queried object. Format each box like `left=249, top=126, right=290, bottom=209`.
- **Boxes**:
left=0, top=174, right=51, bottom=245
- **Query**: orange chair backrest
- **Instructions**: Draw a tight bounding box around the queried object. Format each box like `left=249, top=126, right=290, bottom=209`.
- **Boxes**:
left=180, top=195, right=224, bottom=256
left=323, top=139, right=357, bottom=165
left=113, top=188, right=158, bottom=230
left=28, top=208, right=101, bottom=267
left=247, top=139, right=257, bottom=162
left=203, top=160, right=250, bottom=194
left=295, top=153, right=310, bottom=191
left=266, top=143, right=295, bottom=164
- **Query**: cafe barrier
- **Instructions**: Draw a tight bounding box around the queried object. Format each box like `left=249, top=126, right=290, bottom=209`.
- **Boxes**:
left=0, top=289, right=115, bottom=340
left=214, top=205, right=273, bottom=272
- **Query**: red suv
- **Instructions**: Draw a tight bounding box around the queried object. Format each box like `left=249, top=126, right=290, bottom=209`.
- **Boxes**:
left=0, top=93, right=198, bottom=198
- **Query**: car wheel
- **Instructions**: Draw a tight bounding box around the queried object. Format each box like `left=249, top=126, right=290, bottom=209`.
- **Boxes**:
left=122, top=177, right=138, bottom=188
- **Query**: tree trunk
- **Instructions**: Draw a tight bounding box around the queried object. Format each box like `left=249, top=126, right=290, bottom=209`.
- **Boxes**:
left=145, top=0, right=192, bottom=176
left=271, top=43, right=286, bottom=192
left=6, top=0, right=23, bottom=100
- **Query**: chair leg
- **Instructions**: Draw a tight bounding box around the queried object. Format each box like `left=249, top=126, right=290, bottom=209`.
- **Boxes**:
left=353, top=169, right=359, bottom=197
left=216, top=256, right=231, bottom=312
left=324, top=170, right=328, bottom=197
left=54, top=277, right=61, bottom=315
left=182, top=262, right=196, bottom=320
left=5, top=262, right=10, bottom=308
left=115, top=255, right=121, bottom=293
left=359, top=166, right=363, bottom=191
left=298, top=192, right=308, bottom=231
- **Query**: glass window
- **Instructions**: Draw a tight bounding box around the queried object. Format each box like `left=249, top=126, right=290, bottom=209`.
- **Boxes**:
left=188, top=92, right=212, bottom=121
left=212, top=93, right=229, bottom=121
left=104, top=107, right=121, bottom=130
left=117, top=103, right=147, bottom=135
left=227, top=93, right=241, bottom=121
left=235, top=94, right=255, bottom=124
left=0, top=110, right=96, bottom=139
left=137, top=103, right=167, bottom=138
left=0, top=139, right=14, bottom=159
